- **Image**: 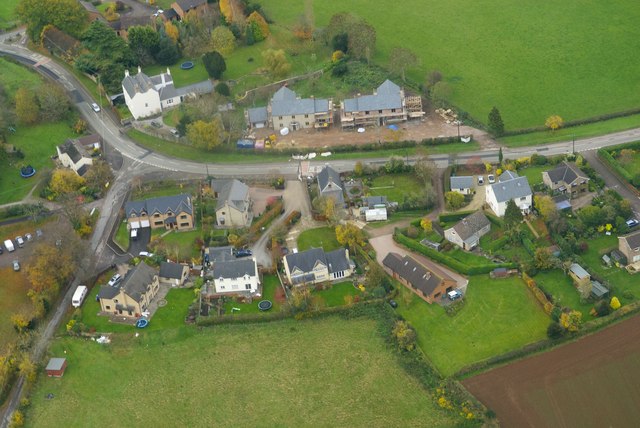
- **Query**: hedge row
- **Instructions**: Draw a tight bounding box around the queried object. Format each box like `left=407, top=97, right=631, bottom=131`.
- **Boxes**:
left=249, top=199, right=283, bottom=234
left=438, top=210, right=475, bottom=223
left=522, top=273, right=554, bottom=315
left=484, top=212, right=504, bottom=228
left=484, top=235, right=508, bottom=252
left=394, top=233, right=517, bottom=275
left=521, top=237, right=535, bottom=256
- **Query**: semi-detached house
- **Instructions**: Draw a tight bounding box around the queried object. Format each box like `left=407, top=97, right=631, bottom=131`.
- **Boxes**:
left=125, top=194, right=194, bottom=231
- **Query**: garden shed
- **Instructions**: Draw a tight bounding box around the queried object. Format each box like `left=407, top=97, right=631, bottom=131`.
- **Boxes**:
left=45, top=358, right=67, bottom=377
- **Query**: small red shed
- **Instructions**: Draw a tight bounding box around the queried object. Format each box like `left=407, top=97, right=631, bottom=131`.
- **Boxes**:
left=45, top=358, right=67, bottom=377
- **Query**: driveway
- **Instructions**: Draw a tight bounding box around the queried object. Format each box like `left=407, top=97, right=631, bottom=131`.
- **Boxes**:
left=369, top=234, right=468, bottom=290
left=249, top=185, right=284, bottom=217
left=126, top=226, right=151, bottom=257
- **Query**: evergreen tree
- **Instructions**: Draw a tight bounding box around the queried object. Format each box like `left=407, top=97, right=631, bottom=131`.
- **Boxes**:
left=488, top=106, right=505, bottom=136
left=498, top=147, right=503, bottom=165
left=504, top=199, right=523, bottom=227
left=202, top=51, right=226, bottom=79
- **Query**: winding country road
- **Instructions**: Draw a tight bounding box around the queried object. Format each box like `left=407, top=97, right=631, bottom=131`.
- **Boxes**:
left=2, top=27, right=640, bottom=427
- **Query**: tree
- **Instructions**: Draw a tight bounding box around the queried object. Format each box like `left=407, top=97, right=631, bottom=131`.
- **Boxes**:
left=348, top=21, right=376, bottom=62
left=559, top=310, right=582, bottom=332
left=332, top=33, right=349, bottom=52
left=384, top=156, right=405, bottom=173
left=444, top=191, right=465, bottom=210
left=578, top=205, right=602, bottom=228
left=154, top=36, right=180, bottom=65
left=37, top=85, right=70, bottom=122
left=430, top=81, right=451, bottom=107
left=11, top=313, right=32, bottom=334
left=504, top=199, right=523, bottom=226
left=246, top=11, right=270, bottom=42
left=392, top=320, right=417, bottom=351
left=498, top=147, right=503, bottom=165
left=546, top=322, right=565, bottom=339
left=127, top=25, right=160, bottom=65
left=534, top=247, right=556, bottom=271
left=26, top=243, right=76, bottom=295
left=262, top=49, right=291, bottom=79
left=365, top=263, right=391, bottom=293
left=354, top=161, right=364, bottom=176
left=545, top=115, right=564, bottom=131
left=413, top=156, right=436, bottom=187
left=176, top=114, right=192, bottom=137
left=14, top=88, right=39, bottom=125
left=420, top=217, right=433, bottom=233
left=49, top=169, right=85, bottom=197
left=211, top=26, right=235, bottom=57
left=335, top=223, right=365, bottom=252
left=488, top=106, right=505, bottom=136
left=163, top=21, right=180, bottom=44
left=202, top=51, right=226, bottom=79
left=534, top=194, right=557, bottom=221
left=186, top=118, right=225, bottom=150
left=389, top=47, right=418, bottom=82
left=215, top=82, right=230, bottom=97
left=83, top=160, right=113, bottom=197
left=17, top=0, right=88, bottom=42
left=610, top=296, right=621, bottom=310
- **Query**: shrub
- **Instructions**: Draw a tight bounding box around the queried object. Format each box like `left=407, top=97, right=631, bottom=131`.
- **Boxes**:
left=406, top=225, right=419, bottom=239
left=594, top=300, right=611, bottom=317
left=546, top=322, right=565, bottom=339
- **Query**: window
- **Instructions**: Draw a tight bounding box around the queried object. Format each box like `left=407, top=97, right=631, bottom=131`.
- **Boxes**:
left=114, top=299, right=119, bottom=303
left=167, top=99, right=173, bottom=104
left=245, top=284, right=251, bottom=290
left=279, top=116, right=283, bottom=120
left=304, top=114, right=309, bottom=118
left=520, top=197, right=526, bottom=201
left=105, top=305, right=111, bottom=310
left=391, top=108, right=396, bottom=113
left=154, top=213, right=161, bottom=217
left=154, top=221, right=163, bottom=226
left=365, top=111, right=370, bottom=115
left=378, top=110, right=382, bottom=114
left=166, top=211, right=173, bottom=216
left=291, top=115, right=295, bottom=119
left=180, top=222, right=189, bottom=227
left=221, top=211, right=225, bottom=215
left=305, top=122, right=309, bottom=126
left=180, top=215, right=187, bottom=219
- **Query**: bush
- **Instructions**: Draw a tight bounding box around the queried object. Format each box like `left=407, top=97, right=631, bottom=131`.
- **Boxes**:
left=331, top=61, right=348, bottom=77
left=215, top=82, right=230, bottom=97
left=546, top=322, right=565, bottom=339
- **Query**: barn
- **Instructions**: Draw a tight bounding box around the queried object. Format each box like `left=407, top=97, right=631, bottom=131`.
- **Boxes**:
left=45, top=358, right=67, bottom=377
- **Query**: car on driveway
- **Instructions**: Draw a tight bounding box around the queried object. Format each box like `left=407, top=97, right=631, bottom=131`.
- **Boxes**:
left=626, top=218, right=639, bottom=228
left=108, top=273, right=122, bottom=286
left=234, top=249, right=252, bottom=258
left=15, top=236, right=24, bottom=248
left=91, top=102, right=101, bottom=113
left=488, top=174, right=496, bottom=184
left=447, top=290, right=462, bottom=301
left=477, top=176, right=484, bottom=185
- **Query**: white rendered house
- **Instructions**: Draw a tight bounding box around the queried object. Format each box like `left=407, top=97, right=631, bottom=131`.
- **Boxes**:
left=485, top=171, right=532, bottom=217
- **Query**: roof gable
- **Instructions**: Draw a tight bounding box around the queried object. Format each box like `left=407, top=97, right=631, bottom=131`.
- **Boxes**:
left=383, top=253, right=450, bottom=296
left=121, top=262, right=156, bottom=302
left=214, top=258, right=257, bottom=279
left=212, top=179, right=250, bottom=212
left=450, top=176, right=474, bottom=189
left=159, top=262, right=186, bottom=279
left=489, top=176, right=532, bottom=203
left=621, top=230, right=640, bottom=250
left=125, top=194, right=193, bottom=218
left=270, top=86, right=330, bottom=116
left=285, top=248, right=329, bottom=274
left=450, top=212, right=491, bottom=241
left=343, top=80, right=403, bottom=112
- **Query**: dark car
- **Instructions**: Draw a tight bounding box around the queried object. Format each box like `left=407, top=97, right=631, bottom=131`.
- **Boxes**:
left=234, top=249, right=252, bottom=258
left=388, top=299, right=398, bottom=309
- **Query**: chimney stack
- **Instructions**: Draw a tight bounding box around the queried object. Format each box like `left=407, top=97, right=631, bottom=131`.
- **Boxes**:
left=125, top=69, right=130, bottom=77
left=137, top=65, right=142, bottom=74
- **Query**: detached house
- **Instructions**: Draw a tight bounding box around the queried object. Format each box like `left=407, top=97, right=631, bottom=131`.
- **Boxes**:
left=245, top=86, right=333, bottom=131
left=56, top=134, right=102, bottom=176
left=211, top=179, right=252, bottom=228
left=485, top=171, right=532, bottom=217
left=444, top=211, right=491, bottom=250
left=283, top=248, right=353, bottom=286
left=450, top=176, right=474, bottom=195
left=159, top=262, right=190, bottom=287
left=98, top=262, right=160, bottom=318
left=122, top=67, right=213, bottom=119
left=383, top=252, right=456, bottom=304
left=340, top=80, right=424, bottom=129
left=110, top=16, right=152, bottom=40
left=619, top=230, right=640, bottom=264
left=542, top=162, right=590, bottom=197
left=171, top=0, right=208, bottom=19
left=125, top=194, right=194, bottom=231
left=317, top=166, right=344, bottom=205
left=212, top=258, right=260, bottom=294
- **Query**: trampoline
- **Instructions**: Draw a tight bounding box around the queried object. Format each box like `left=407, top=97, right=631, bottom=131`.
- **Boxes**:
left=258, top=300, right=272, bottom=311
left=135, top=318, right=149, bottom=328
left=20, top=165, right=36, bottom=178
left=180, top=61, right=195, bottom=70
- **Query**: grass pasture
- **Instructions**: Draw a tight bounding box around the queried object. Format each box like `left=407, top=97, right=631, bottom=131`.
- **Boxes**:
left=397, top=275, right=549, bottom=376
left=27, top=317, right=454, bottom=427
left=297, top=226, right=341, bottom=251
left=264, top=1, right=640, bottom=130
left=0, top=267, right=33, bottom=352
left=0, top=0, right=19, bottom=30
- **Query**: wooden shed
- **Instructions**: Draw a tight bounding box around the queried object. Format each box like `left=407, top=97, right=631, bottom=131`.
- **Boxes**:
left=45, top=358, right=67, bottom=377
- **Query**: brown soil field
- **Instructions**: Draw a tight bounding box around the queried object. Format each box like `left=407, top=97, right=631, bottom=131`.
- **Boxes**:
left=463, top=314, right=640, bottom=428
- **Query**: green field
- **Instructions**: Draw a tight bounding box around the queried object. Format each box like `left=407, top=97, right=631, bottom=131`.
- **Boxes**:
left=263, top=1, right=640, bottom=130
left=297, top=226, right=341, bottom=251
left=0, top=268, right=33, bottom=353
left=397, top=275, right=549, bottom=376
left=0, top=0, right=19, bottom=29
left=368, top=174, right=421, bottom=203
left=26, top=317, right=454, bottom=427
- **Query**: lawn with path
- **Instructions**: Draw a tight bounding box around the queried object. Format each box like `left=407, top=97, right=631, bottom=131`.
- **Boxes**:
left=26, top=317, right=455, bottom=427
left=368, top=174, right=421, bottom=203
left=297, top=226, right=341, bottom=251
left=264, top=0, right=640, bottom=131
left=397, top=275, right=549, bottom=376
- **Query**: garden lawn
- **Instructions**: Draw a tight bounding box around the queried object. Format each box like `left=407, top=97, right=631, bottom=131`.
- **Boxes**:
left=397, top=275, right=549, bottom=376
left=155, top=229, right=202, bottom=260
left=0, top=267, right=33, bottom=353
left=264, top=1, right=640, bottom=131
left=113, top=220, right=129, bottom=250
left=534, top=270, right=594, bottom=320
left=444, top=247, right=491, bottom=267
left=297, top=226, right=341, bottom=251
left=368, top=174, right=421, bottom=203
left=1, top=122, right=76, bottom=205
left=143, top=60, right=210, bottom=88
left=315, top=281, right=360, bottom=307
left=614, top=151, right=640, bottom=176
left=222, top=275, right=283, bottom=315
left=26, top=317, right=454, bottom=427
left=0, top=58, right=42, bottom=95
left=78, top=283, right=194, bottom=334
left=518, top=165, right=547, bottom=186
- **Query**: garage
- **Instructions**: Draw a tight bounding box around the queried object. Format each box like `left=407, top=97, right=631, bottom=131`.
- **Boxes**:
left=140, top=220, right=150, bottom=228
left=130, top=221, right=140, bottom=229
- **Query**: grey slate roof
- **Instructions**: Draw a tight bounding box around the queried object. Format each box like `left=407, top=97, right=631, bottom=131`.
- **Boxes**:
left=150, top=72, right=173, bottom=87
left=285, top=248, right=349, bottom=276
left=621, top=230, right=640, bottom=250
left=58, top=140, right=82, bottom=163
left=450, top=212, right=490, bottom=241
left=490, top=175, right=532, bottom=203
left=98, top=284, right=119, bottom=300
left=591, top=280, right=609, bottom=298
left=125, top=194, right=193, bottom=218
left=176, top=80, right=214, bottom=97
left=213, top=258, right=257, bottom=279
left=122, top=71, right=155, bottom=98
left=205, top=246, right=235, bottom=263
left=325, top=249, right=351, bottom=273
left=159, top=262, right=185, bottom=280
left=247, top=107, right=268, bottom=124
left=77, top=134, right=102, bottom=147
left=174, top=0, right=207, bottom=10
left=76, top=165, right=89, bottom=177
left=545, top=162, right=588, bottom=185
left=343, top=80, right=402, bottom=113
left=162, top=8, right=178, bottom=20
left=159, top=84, right=178, bottom=101
left=121, top=262, right=156, bottom=303
left=270, top=86, right=330, bottom=117
left=46, top=358, right=66, bottom=371
left=569, top=263, right=590, bottom=280
left=363, top=195, right=387, bottom=208
left=383, top=252, right=450, bottom=297
left=317, top=166, right=344, bottom=204
left=450, top=176, right=474, bottom=189
left=211, top=179, right=250, bottom=212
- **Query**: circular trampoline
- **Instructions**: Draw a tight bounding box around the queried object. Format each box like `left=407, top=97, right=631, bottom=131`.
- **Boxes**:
left=258, top=300, right=273, bottom=311
left=180, top=61, right=195, bottom=70
left=20, top=165, right=36, bottom=178
left=135, top=318, right=149, bottom=328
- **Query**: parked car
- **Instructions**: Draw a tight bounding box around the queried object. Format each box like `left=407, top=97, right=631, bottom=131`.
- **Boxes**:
left=388, top=299, right=398, bottom=308
left=281, top=247, right=290, bottom=255
left=13, top=260, right=20, bottom=271
left=234, top=249, right=252, bottom=258
left=170, top=128, right=179, bottom=137
left=447, top=290, right=462, bottom=301
left=15, top=236, right=24, bottom=248
left=477, top=176, right=484, bottom=185
left=626, top=218, right=639, bottom=228
left=0, top=247, right=3, bottom=255
left=91, top=102, right=101, bottom=113
left=108, top=273, right=122, bottom=286
left=487, top=174, right=496, bottom=184
left=139, top=251, right=154, bottom=258
left=25, top=233, right=33, bottom=242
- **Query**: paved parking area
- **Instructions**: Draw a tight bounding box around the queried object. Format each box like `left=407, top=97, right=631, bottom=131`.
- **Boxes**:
left=249, top=186, right=284, bottom=217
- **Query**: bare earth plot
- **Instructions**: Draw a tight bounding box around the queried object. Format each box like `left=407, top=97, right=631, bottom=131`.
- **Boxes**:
left=463, top=314, right=640, bottom=428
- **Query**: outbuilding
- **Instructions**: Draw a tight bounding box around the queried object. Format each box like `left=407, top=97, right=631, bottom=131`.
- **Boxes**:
left=45, top=358, right=67, bottom=377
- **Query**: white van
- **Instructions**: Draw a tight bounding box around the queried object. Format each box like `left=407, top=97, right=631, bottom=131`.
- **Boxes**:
left=130, top=228, right=138, bottom=241
left=72, top=285, right=88, bottom=308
